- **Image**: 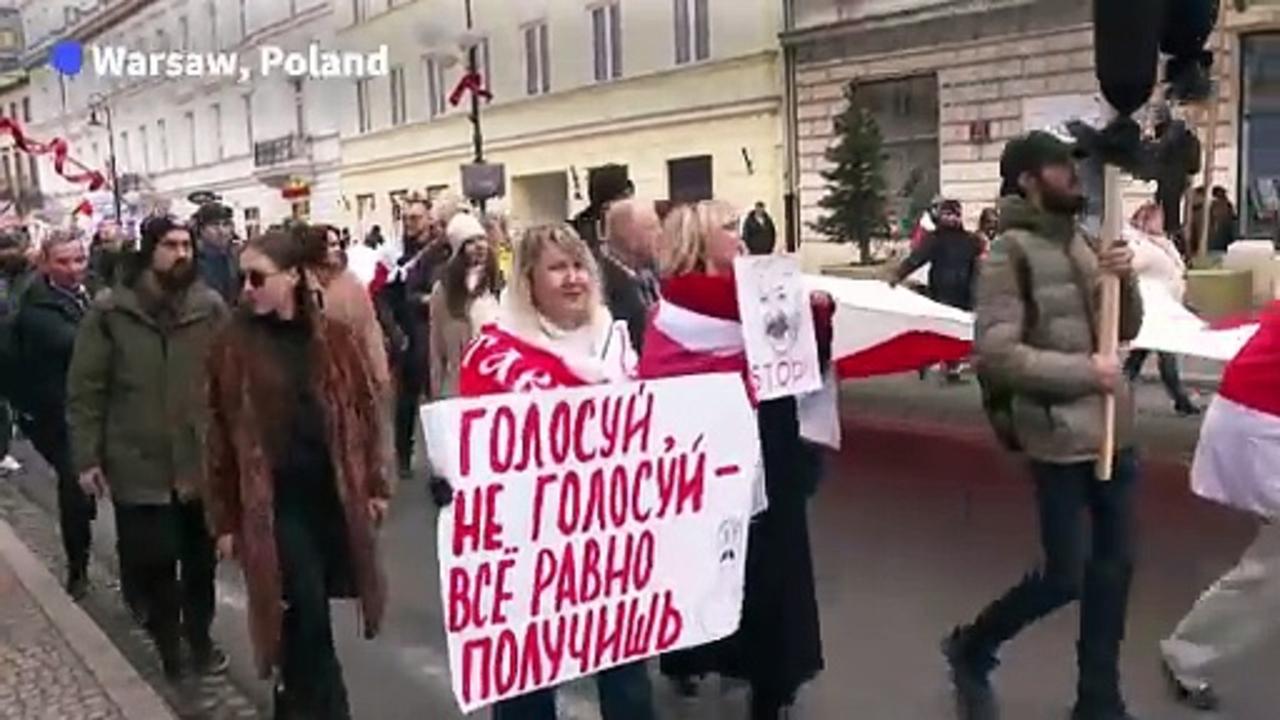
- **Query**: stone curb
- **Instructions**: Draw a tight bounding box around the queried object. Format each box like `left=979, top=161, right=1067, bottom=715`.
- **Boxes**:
left=0, top=517, right=177, bottom=720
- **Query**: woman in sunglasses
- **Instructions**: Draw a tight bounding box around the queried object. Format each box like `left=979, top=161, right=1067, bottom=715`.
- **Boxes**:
left=639, top=200, right=832, bottom=720
left=205, top=230, right=390, bottom=719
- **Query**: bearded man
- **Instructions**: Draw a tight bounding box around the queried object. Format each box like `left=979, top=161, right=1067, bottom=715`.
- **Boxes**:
left=68, top=215, right=230, bottom=683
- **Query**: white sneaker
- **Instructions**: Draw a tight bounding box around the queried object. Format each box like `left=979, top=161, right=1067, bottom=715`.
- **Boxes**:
left=0, top=455, right=21, bottom=473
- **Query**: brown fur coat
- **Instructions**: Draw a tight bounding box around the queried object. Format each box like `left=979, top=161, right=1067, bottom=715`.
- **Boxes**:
left=204, top=311, right=390, bottom=678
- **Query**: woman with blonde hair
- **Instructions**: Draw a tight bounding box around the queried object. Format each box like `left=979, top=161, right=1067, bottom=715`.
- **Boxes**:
left=1123, top=201, right=1198, bottom=415
left=447, top=223, right=654, bottom=719
left=640, top=200, right=832, bottom=719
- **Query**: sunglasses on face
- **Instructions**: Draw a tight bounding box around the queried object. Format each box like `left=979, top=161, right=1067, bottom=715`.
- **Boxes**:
left=245, top=269, right=283, bottom=289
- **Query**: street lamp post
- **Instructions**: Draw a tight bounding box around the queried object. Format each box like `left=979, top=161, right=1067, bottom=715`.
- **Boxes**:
left=88, top=94, right=122, bottom=223
left=464, top=0, right=484, bottom=166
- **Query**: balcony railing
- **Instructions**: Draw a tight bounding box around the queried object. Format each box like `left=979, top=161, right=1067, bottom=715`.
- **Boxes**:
left=254, top=134, right=312, bottom=169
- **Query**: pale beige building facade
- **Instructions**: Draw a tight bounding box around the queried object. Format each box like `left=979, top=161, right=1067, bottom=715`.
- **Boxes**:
left=337, top=0, right=786, bottom=241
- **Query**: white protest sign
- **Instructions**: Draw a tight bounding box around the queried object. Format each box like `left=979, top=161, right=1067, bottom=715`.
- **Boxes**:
left=735, top=255, right=823, bottom=400
left=421, top=374, right=760, bottom=713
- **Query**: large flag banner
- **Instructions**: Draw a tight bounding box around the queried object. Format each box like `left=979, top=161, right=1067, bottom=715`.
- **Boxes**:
left=421, top=375, right=760, bottom=712
left=735, top=255, right=823, bottom=400
left=806, top=275, right=1258, bottom=378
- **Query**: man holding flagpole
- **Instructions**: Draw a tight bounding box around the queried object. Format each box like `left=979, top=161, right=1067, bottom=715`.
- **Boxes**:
left=942, top=131, right=1144, bottom=720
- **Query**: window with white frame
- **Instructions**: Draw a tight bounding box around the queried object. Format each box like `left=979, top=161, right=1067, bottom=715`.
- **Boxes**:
left=139, top=124, right=150, bottom=173
left=389, top=65, right=407, bottom=126
left=211, top=103, right=224, bottom=159
left=465, top=38, right=491, bottom=87
left=208, top=1, right=219, bottom=51
left=184, top=111, right=196, bottom=166
left=119, top=130, right=130, bottom=172
left=291, top=80, right=304, bottom=135
left=178, top=16, right=189, bottom=51
left=424, top=56, right=447, bottom=119
left=524, top=22, right=550, bottom=96
left=352, top=0, right=368, bottom=24
left=157, top=119, right=168, bottom=171
left=675, top=0, right=710, bottom=65
left=355, top=78, right=372, bottom=133
left=591, top=3, right=622, bottom=82
left=243, top=94, right=254, bottom=146
left=239, top=0, right=248, bottom=40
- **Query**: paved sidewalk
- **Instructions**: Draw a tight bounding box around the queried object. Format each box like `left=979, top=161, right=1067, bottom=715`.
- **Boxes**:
left=0, top=518, right=174, bottom=720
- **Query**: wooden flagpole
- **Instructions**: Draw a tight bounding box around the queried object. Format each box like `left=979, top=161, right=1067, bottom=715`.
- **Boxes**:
left=1096, top=164, right=1123, bottom=481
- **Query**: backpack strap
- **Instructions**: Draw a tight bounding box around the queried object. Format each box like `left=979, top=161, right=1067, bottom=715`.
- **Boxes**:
left=1000, top=230, right=1037, bottom=335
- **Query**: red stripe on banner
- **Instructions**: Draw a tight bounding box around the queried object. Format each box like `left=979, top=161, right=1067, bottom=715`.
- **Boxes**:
left=835, top=331, right=973, bottom=380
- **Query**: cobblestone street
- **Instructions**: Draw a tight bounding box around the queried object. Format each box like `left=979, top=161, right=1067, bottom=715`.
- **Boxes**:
left=0, top=555, right=123, bottom=720
left=0, top=516, right=173, bottom=720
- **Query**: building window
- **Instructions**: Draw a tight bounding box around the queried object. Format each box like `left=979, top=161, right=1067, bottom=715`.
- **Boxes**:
left=390, top=189, right=409, bottom=222
left=178, top=16, right=189, bottom=51
left=244, top=207, right=261, bottom=238
left=243, top=94, right=254, bottom=146
left=675, top=0, right=710, bottom=65
left=290, top=0, right=298, bottom=16
left=239, top=0, right=248, bottom=40
left=1241, top=35, right=1280, bottom=240
left=591, top=3, right=623, bottom=82
left=844, top=75, right=940, bottom=223
left=184, top=111, right=196, bottom=166
left=424, top=56, right=447, bottom=119
left=524, top=23, right=550, bottom=96
left=20, top=98, right=29, bottom=123
left=139, top=125, right=150, bottom=173
left=356, top=193, right=375, bottom=221
left=211, top=103, right=224, bottom=160
left=119, top=131, right=130, bottom=172
left=355, top=78, right=372, bottom=133
left=291, top=81, right=304, bottom=135
left=91, top=141, right=100, bottom=169
left=352, top=0, right=367, bottom=24
left=668, top=155, right=713, bottom=203
left=208, top=1, right=219, bottom=51
left=157, top=119, right=168, bottom=171
left=389, top=65, right=407, bottom=126
left=0, top=30, right=16, bottom=51
left=465, top=38, right=491, bottom=87
left=155, top=29, right=168, bottom=52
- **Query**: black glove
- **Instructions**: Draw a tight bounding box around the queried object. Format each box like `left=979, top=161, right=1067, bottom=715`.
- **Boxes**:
left=429, top=476, right=454, bottom=509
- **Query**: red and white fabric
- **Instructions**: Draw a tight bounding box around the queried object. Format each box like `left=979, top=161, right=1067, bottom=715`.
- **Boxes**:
left=805, top=275, right=972, bottom=380
left=458, top=316, right=634, bottom=398
left=1191, top=302, right=1280, bottom=518
left=805, top=274, right=1260, bottom=379
left=640, top=273, right=838, bottom=453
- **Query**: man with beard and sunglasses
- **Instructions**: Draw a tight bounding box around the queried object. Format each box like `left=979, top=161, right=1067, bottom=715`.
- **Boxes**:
left=68, top=216, right=230, bottom=683
left=942, top=131, right=1144, bottom=720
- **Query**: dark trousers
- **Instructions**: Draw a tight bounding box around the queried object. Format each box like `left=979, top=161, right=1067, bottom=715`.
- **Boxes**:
left=1124, top=349, right=1192, bottom=407
left=114, top=500, right=216, bottom=669
left=22, top=414, right=93, bottom=577
left=0, top=400, right=12, bottom=457
left=274, top=504, right=350, bottom=720
left=960, top=450, right=1139, bottom=712
left=490, top=662, right=655, bottom=720
left=394, top=365, right=424, bottom=471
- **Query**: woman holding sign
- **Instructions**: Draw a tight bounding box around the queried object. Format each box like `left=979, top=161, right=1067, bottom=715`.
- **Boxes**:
left=638, top=201, right=831, bottom=720
left=205, top=230, right=390, bottom=719
left=453, top=223, right=655, bottom=720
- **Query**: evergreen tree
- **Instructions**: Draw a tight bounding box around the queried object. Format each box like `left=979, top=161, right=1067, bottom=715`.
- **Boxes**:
left=813, top=83, right=889, bottom=265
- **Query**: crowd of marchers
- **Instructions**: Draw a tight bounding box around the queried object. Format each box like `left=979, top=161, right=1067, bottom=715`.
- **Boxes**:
left=0, top=133, right=1271, bottom=720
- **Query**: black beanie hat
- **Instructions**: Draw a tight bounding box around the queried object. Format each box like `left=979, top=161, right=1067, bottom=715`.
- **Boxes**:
left=588, top=164, right=631, bottom=208
left=998, top=131, right=1081, bottom=197
left=139, top=215, right=190, bottom=261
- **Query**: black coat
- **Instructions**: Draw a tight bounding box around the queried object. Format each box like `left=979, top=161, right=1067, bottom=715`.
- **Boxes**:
left=597, top=251, right=656, bottom=353
left=743, top=212, right=778, bottom=256
left=896, top=227, right=984, bottom=311
left=375, top=240, right=451, bottom=382
left=15, top=275, right=87, bottom=418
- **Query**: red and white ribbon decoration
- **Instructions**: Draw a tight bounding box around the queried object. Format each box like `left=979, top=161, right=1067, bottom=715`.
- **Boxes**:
left=0, top=117, right=107, bottom=192
left=448, top=70, right=493, bottom=107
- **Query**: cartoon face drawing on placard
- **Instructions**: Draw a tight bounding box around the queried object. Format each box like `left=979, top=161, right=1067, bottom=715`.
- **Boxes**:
left=755, top=261, right=803, bottom=357
left=697, top=517, right=747, bottom=639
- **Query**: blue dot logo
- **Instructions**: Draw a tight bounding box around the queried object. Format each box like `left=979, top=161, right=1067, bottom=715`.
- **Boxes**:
left=50, top=40, right=83, bottom=76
